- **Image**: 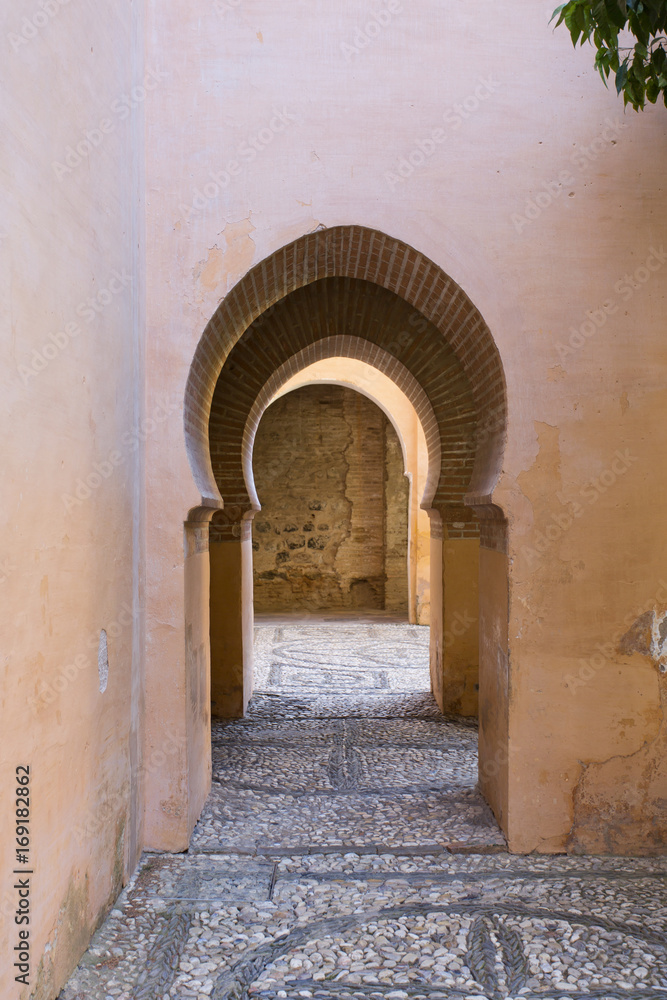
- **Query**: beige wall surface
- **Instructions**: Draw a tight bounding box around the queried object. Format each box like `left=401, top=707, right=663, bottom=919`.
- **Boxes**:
left=4, top=1, right=667, bottom=996
left=1, top=3, right=146, bottom=997
left=144, top=0, right=667, bottom=856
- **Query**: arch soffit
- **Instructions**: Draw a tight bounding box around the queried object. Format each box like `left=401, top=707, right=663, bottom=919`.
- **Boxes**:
left=185, top=225, right=506, bottom=518
left=242, top=337, right=441, bottom=513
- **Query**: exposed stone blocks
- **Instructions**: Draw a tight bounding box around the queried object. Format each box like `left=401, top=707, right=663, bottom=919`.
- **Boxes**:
left=252, top=385, right=408, bottom=613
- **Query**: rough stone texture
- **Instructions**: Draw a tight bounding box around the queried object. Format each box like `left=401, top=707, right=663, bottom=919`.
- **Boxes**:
left=60, top=623, right=667, bottom=1000
left=253, top=385, right=408, bottom=614
left=384, top=419, right=410, bottom=615
left=268, top=358, right=433, bottom=627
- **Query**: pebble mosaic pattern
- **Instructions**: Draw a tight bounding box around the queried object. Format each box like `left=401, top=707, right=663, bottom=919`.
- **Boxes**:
left=60, top=622, right=667, bottom=1000
left=253, top=623, right=432, bottom=695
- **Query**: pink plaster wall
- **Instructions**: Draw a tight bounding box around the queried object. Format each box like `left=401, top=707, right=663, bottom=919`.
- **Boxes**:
left=1, top=3, right=146, bottom=996
left=143, top=0, right=667, bottom=855
left=4, top=1, right=667, bottom=996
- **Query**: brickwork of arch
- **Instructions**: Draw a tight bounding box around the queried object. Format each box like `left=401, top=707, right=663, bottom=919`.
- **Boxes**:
left=185, top=226, right=506, bottom=519
left=208, top=276, right=492, bottom=542
left=241, top=337, right=441, bottom=516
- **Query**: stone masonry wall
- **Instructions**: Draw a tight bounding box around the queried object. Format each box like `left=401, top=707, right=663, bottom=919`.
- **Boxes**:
left=253, top=385, right=408, bottom=612
left=384, top=418, right=410, bottom=614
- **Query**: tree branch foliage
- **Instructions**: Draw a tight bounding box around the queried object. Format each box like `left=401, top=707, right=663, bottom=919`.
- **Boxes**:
left=552, top=0, right=667, bottom=109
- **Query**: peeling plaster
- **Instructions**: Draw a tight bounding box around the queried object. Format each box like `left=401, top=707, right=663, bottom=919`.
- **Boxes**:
left=514, top=421, right=562, bottom=523
left=192, top=217, right=257, bottom=308
left=546, top=365, right=566, bottom=382
left=567, top=669, right=667, bottom=854
left=619, top=608, right=667, bottom=672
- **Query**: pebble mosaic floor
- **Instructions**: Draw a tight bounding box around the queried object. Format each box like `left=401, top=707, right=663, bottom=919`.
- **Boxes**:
left=60, top=621, right=667, bottom=1000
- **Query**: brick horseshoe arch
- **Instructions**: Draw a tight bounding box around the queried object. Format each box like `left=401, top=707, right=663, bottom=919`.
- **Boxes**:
left=184, top=226, right=507, bottom=521
left=189, top=227, right=510, bottom=829
left=241, top=337, right=442, bottom=514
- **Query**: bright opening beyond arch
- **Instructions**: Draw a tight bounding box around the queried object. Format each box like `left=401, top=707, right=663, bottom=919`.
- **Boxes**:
left=260, top=357, right=433, bottom=626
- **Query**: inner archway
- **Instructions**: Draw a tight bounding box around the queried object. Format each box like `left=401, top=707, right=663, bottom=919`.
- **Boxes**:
left=271, top=356, right=433, bottom=626
left=248, top=382, right=434, bottom=703
left=252, top=383, right=413, bottom=618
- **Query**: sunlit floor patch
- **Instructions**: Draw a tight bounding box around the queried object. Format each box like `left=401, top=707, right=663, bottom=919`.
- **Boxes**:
left=253, top=620, right=431, bottom=695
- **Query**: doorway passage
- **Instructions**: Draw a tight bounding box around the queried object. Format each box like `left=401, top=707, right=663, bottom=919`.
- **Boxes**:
left=192, top=226, right=510, bottom=828
left=248, top=378, right=436, bottom=716
left=252, top=384, right=417, bottom=620
left=201, top=617, right=500, bottom=852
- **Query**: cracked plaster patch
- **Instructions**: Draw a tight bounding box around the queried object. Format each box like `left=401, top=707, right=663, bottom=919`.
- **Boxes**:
left=619, top=609, right=667, bottom=672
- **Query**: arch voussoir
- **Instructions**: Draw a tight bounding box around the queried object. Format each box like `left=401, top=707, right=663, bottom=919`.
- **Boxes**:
left=185, top=226, right=507, bottom=526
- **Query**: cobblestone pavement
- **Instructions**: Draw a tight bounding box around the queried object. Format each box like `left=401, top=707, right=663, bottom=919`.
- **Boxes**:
left=61, top=622, right=667, bottom=1000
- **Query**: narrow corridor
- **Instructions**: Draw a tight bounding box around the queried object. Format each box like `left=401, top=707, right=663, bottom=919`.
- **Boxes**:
left=61, top=623, right=667, bottom=999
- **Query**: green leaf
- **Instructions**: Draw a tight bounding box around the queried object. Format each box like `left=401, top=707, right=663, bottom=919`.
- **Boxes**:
left=616, top=57, right=630, bottom=91
left=551, top=2, right=570, bottom=24
left=553, top=0, right=667, bottom=109
left=605, top=0, right=629, bottom=29
left=646, top=77, right=660, bottom=98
